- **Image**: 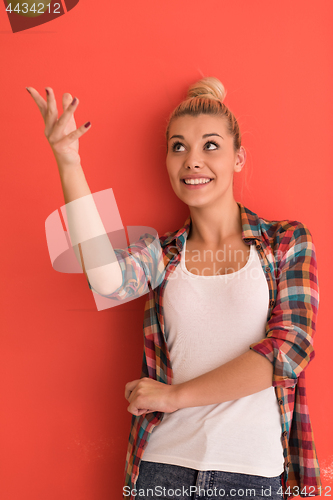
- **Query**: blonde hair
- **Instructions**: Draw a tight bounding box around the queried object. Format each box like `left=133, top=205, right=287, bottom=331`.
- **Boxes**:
left=165, top=76, right=242, bottom=153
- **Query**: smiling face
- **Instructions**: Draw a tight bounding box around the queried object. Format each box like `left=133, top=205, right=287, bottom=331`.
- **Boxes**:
left=166, top=114, right=246, bottom=209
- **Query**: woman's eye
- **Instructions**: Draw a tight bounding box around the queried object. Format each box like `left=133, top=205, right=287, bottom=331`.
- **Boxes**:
left=172, top=142, right=185, bottom=152
left=206, top=141, right=219, bottom=150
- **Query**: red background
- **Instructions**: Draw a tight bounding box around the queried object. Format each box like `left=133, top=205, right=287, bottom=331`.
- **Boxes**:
left=1, top=1, right=332, bottom=498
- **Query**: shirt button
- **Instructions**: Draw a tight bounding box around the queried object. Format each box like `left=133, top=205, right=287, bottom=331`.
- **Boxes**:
left=269, top=299, right=275, bottom=307
left=282, top=431, right=288, bottom=437
left=265, top=266, right=270, bottom=272
left=278, top=399, right=283, bottom=405
left=256, top=244, right=262, bottom=250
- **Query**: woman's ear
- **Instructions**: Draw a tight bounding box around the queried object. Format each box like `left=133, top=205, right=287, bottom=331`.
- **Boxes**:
left=234, top=146, right=246, bottom=173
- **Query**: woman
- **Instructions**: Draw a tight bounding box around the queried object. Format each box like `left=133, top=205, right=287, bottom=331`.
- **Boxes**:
left=27, top=77, right=321, bottom=500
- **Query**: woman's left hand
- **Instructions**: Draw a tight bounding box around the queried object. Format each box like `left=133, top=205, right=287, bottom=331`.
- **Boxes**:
left=125, top=377, right=179, bottom=416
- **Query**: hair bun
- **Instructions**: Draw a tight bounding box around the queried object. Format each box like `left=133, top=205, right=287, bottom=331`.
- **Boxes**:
left=187, top=76, right=226, bottom=102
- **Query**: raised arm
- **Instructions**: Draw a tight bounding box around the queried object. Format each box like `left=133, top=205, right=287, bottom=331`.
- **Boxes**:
left=27, top=86, right=123, bottom=296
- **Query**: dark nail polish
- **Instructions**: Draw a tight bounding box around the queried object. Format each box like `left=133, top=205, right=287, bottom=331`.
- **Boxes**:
left=26, top=87, right=31, bottom=94
left=71, top=97, right=77, bottom=106
left=84, top=122, right=91, bottom=128
left=45, top=88, right=49, bottom=96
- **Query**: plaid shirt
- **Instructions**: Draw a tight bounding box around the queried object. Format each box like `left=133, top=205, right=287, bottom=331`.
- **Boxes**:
left=87, top=201, right=321, bottom=499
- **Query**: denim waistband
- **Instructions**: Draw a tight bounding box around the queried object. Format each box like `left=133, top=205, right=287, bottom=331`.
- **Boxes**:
left=132, top=461, right=283, bottom=500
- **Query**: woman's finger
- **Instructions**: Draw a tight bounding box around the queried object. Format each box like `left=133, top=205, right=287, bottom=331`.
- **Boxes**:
left=127, top=405, right=148, bottom=416
left=52, top=120, right=91, bottom=151
left=62, top=92, right=73, bottom=112
left=44, top=87, right=58, bottom=138
left=62, top=92, right=77, bottom=128
left=26, top=86, right=48, bottom=121
left=125, top=380, right=140, bottom=400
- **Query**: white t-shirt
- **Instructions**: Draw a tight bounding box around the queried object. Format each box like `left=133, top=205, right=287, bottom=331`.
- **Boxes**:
left=142, top=239, right=284, bottom=477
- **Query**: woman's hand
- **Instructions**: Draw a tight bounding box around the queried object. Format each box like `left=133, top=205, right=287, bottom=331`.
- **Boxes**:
left=125, top=377, right=180, bottom=416
left=26, top=86, right=91, bottom=170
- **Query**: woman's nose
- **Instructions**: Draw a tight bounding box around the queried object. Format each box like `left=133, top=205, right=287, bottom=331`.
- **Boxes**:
left=184, top=150, right=204, bottom=169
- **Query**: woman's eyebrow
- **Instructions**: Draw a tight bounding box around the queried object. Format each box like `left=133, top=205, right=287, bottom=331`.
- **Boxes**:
left=169, top=133, right=224, bottom=141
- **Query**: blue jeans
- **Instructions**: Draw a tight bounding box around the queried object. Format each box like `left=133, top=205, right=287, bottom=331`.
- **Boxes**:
left=134, top=461, right=283, bottom=500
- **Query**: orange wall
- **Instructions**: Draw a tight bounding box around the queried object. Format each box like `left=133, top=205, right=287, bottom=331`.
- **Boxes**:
left=1, top=1, right=332, bottom=498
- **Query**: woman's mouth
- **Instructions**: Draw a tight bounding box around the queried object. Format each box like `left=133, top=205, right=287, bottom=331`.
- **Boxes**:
left=181, top=178, right=214, bottom=189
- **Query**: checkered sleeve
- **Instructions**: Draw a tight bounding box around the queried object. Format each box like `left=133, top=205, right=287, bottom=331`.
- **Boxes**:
left=86, top=232, right=166, bottom=301
left=249, top=222, right=319, bottom=389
